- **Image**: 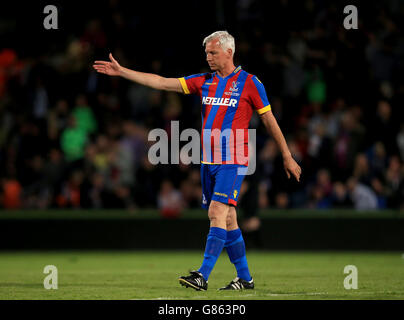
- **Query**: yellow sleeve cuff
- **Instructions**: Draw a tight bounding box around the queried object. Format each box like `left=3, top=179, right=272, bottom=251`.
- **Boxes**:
left=257, top=104, right=271, bottom=115
left=178, top=77, right=190, bottom=94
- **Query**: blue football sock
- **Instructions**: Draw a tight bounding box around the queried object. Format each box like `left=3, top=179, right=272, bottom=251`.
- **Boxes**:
left=225, top=228, right=252, bottom=281
left=198, top=227, right=227, bottom=281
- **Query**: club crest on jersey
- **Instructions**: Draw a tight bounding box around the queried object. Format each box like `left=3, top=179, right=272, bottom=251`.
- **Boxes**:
left=202, top=96, right=237, bottom=107
left=224, top=81, right=241, bottom=96
left=229, top=81, right=239, bottom=92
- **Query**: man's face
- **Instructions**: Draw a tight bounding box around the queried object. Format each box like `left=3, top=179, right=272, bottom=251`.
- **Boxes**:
left=205, top=39, right=232, bottom=71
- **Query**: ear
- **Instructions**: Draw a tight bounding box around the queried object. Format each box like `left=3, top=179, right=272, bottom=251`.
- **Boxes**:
left=227, top=48, right=233, bottom=58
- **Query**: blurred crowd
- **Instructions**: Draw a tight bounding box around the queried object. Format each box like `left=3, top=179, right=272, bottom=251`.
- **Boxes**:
left=0, top=0, right=403, bottom=213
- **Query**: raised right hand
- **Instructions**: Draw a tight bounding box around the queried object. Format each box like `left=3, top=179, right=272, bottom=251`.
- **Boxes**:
left=93, top=53, right=122, bottom=76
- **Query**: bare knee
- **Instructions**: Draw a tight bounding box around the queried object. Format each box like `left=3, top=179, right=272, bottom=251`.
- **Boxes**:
left=226, top=207, right=238, bottom=230
left=208, top=201, right=229, bottom=225
left=226, top=214, right=233, bottom=227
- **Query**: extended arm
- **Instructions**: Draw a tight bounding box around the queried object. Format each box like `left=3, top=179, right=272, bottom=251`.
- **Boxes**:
left=93, top=53, right=183, bottom=93
left=260, top=110, right=302, bottom=182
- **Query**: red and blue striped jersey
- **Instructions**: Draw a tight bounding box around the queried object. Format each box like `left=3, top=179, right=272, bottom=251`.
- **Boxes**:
left=178, top=66, right=271, bottom=166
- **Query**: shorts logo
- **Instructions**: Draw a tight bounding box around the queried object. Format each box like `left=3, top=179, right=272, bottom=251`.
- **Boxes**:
left=214, top=192, right=228, bottom=198
left=233, top=190, right=238, bottom=198
left=202, top=194, right=207, bottom=205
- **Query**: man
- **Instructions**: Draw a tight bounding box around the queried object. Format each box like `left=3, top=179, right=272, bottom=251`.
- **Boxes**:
left=93, top=31, right=301, bottom=291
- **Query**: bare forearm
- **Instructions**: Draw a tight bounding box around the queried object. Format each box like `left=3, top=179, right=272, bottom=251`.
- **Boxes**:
left=120, top=67, right=165, bottom=90
left=261, top=111, right=291, bottom=158
left=260, top=110, right=302, bottom=181
left=93, top=54, right=183, bottom=92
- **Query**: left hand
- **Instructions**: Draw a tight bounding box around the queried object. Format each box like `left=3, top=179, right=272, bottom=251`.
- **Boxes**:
left=93, top=53, right=122, bottom=76
left=283, top=155, right=302, bottom=182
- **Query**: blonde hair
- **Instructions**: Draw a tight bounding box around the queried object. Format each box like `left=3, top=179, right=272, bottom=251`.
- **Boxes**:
left=203, top=31, right=235, bottom=57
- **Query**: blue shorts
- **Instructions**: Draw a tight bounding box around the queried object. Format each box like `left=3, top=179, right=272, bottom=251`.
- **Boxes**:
left=200, top=163, right=248, bottom=210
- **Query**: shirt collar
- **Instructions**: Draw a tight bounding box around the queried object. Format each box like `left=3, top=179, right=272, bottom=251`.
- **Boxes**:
left=215, top=66, right=242, bottom=80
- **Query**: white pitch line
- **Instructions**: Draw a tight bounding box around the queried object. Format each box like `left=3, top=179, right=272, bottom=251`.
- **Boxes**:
left=221, top=293, right=258, bottom=298
left=131, top=296, right=206, bottom=300
left=337, top=291, right=404, bottom=295
left=130, top=291, right=404, bottom=300
left=265, top=292, right=328, bottom=296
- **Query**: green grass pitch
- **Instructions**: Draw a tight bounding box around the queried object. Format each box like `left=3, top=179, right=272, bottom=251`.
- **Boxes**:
left=1, top=251, right=403, bottom=300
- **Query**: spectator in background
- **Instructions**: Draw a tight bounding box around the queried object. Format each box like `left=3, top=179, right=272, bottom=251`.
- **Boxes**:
left=316, top=169, right=333, bottom=198
left=352, top=153, right=373, bottom=186
left=305, top=65, right=326, bottom=105
left=127, top=82, right=157, bottom=120
left=111, top=184, right=135, bottom=209
left=80, top=19, right=107, bottom=53
left=385, top=155, right=403, bottom=208
left=157, top=180, right=184, bottom=218
left=102, top=138, right=136, bottom=210
left=307, top=185, right=330, bottom=209
left=368, top=101, right=398, bottom=155
left=330, top=181, right=353, bottom=209
left=56, top=170, right=84, bottom=209
left=0, top=48, right=21, bottom=98
left=258, top=139, right=279, bottom=204
left=307, top=122, right=334, bottom=170
left=47, top=99, right=70, bottom=147
left=121, top=120, right=148, bottom=169
left=334, top=110, right=366, bottom=180
left=396, top=124, right=404, bottom=161
left=0, top=174, right=22, bottom=209
left=366, top=142, right=388, bottom=178
left=31, top=76, right=49, bottom=124
left=176, top=147, right=201, bottom=209
left=87, top=172, right=107, bottom=209
left=106, top=138, right=135, bottom=188
left=323, top=98, right=345, bottom=140
left=15, top=121, right=46, bottom=183
left=179, top=168, right=203, bottom=209
left=44, top=148, right=66, bottom=207
left=82, top=142, right=98, bottom=178
left=134, top=156, right=162, bottom=207
left=21, top=154, right=51, bottom=209
left=93, top=135, right=110, bottom=174
left=258, top=182, right=269, bottom=209
left=346, top=177, right=378, bottom=210
left=274, top=192, right=289, bottom=209
left=60, top=116, right=88, bottom=163
left=71, top=94, right=97, bottom=136
left=371, top=177, right=387, bottom=209
left=306, top=168, right=333, bottom=209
